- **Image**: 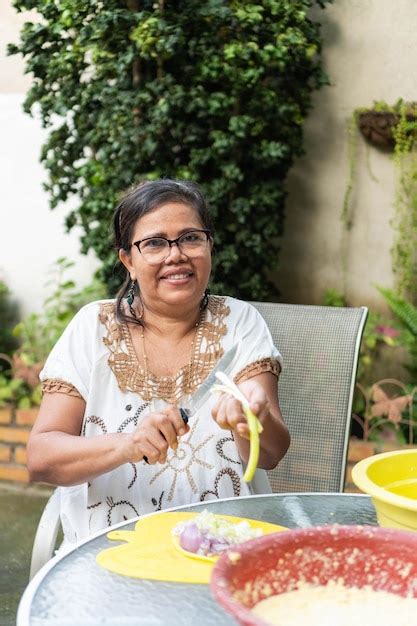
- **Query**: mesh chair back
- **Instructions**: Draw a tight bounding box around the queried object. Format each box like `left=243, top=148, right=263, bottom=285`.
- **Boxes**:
left=251, top=302, right=367, bottom=493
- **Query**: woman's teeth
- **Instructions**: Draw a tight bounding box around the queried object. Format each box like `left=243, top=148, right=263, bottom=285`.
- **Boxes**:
left=164, top=273, right=190, bottom=280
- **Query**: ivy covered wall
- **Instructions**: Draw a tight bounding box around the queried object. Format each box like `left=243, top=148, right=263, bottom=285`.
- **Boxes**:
left=8, top=0, right=331, bottom=301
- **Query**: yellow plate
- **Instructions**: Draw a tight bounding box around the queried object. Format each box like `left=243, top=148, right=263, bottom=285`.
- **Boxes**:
left=171, top=536, right=217, bottom=563
left=96, top=511, right=287, bottom=584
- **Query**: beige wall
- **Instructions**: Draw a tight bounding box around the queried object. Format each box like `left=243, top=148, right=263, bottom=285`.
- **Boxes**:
left=276, top=0, right=417, bottom=310
left=1, top=1, right=416, bottom=313
left=0, top=3, right=99, bottom=316
left=0, top=3, right=38, bottom=92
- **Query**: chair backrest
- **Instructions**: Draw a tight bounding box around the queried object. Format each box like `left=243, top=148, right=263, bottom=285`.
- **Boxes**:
left=251, top=302, right=368, bottom=493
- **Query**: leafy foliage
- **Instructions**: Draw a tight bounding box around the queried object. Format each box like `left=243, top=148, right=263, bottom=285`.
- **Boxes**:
left=0, top=258, right=106, bottom=408
left=0, top=282, right=20, bottom=369
left=343, top=100, right=417, bottom=303
left=0, top=373, right=42, bottom=410
left=378, top=286, right=417, bottom=379
left=322, top=289, right=417, bottom=444
left=322, top=288, right=347, bottom=308
left=13, top=257, right=106, bottom=365
left=321, top=288, right=401, bottom=382
left=9, top=0, right=332, bottom=300
left=391, top=102, right=417, bottom=302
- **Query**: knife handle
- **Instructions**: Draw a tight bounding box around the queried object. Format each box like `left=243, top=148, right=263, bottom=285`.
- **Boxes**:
left=179, top=408, right=189, bottom=424
left=143, top=409, right=189, bottom=463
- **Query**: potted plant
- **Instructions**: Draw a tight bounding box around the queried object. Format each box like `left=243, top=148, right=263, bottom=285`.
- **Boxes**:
left=0, top=353, right=42, bottom=424
left=0, top=258, right=106, bottom=422
left=356, top=100, right=417, bottom=149
left=343, top=100, right=417, bottom=304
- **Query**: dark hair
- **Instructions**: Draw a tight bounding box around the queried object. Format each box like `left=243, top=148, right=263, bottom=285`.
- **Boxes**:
left=114, top=178, right=214, bottom=325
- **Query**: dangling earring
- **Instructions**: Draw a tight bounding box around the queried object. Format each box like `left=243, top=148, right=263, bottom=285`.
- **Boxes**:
left=126, top=279, right=137, bottom=318
left=200, top=287, right=210, bottom=310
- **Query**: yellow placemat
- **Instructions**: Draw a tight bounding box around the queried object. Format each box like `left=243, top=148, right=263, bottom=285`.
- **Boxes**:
left=96, top=511, right=287, bottom=584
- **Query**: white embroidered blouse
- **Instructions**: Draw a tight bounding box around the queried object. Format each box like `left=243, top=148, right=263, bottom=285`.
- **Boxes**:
left=40, top=295, right=282, bottom=545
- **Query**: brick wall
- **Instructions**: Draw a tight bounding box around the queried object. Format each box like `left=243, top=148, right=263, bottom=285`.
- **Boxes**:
left=0, top=405, right=38, bottom=482
left=0, top=412, right=411, bottom=488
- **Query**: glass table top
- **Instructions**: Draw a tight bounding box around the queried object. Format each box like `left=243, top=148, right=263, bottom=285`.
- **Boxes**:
left=20, top=493, right=377, bottom=626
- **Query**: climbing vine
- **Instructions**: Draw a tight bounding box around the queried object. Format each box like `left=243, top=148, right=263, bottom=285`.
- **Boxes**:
left=391, top=102, right=417, bottom=302
left=342, top=100, right=417, bottom=304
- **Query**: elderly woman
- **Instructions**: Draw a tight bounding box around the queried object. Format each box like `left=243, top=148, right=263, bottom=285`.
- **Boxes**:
left=27, top=179, right=290, bottom=547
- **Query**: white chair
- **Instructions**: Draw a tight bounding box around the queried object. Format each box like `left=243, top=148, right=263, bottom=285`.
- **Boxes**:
left=29, top=302, right=367, bottom=579
left=29, top=488, right=61, bottom=580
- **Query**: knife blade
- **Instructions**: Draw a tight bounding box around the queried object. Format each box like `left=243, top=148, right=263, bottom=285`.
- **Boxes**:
left=179, top=343, right=239, bottom=423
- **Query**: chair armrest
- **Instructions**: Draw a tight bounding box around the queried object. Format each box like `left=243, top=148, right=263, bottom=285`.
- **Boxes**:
left=29, top=488, right=61, bottom=580
left=250, top=469, right=273, bottom=494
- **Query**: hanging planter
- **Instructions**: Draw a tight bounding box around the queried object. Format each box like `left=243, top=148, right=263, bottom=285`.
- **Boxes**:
left=342, top=100, right=417, bottom=302
left=356, top=102, right=417, bottom=150
left=357, top=110, right=399, bottom=149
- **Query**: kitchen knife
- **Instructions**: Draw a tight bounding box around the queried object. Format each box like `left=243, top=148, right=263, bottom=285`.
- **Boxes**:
left=179, top=342, right=239, bottom=423
left=143, top=344, right=239, bottom=463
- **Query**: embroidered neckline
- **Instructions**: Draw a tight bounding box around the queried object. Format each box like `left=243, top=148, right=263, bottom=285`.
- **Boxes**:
left=99, top=296, right=230, bottom=404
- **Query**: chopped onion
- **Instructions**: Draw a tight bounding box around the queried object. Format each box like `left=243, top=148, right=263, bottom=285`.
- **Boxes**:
left=173, top=510, right=262, bottom=556
left=178, top=523, right=204, bottom=553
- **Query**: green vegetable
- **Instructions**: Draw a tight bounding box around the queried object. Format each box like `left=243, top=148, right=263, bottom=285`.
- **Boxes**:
left=212, top=372, right=263, bottom=482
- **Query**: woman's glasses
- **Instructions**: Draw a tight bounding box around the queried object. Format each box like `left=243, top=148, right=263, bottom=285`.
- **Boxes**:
left=132, top=229, right=211, bottom=265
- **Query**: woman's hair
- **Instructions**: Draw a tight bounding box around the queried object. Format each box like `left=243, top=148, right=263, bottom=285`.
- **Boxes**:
left=114, top=178, right=214, bottom=325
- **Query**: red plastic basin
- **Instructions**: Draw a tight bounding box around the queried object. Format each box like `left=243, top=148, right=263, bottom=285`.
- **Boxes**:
left=210, top=525, right=417, bottom=626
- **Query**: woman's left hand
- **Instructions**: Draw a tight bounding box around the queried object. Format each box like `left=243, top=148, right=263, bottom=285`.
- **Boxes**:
left=211, top=378, right=269, bottom=440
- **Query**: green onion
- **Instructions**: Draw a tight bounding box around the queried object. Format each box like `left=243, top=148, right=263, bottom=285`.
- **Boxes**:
left=212, top=372, right=263, bottom=482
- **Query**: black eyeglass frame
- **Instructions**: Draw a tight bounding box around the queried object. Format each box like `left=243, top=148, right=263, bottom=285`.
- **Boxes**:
left=131, top=229, right=212, bottom=258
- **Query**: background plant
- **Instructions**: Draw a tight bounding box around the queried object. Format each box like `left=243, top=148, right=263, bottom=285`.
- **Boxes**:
left=0, top=281, right=20, bottom=373
left=391, top=102, right=417, bottom=303
left=9, top=0, right=332, bottom=300
left=342, top=100, right=417, bottom=304
left=323, top=287, right=417, bottom=444
left=0, top=258, right=106, bottom=408
left=13, top=257, right=106, bottom=365
left=322, top=288, right=400, bottom=382
left=378, top=286, right=417, bottom=380
left=353, top=379, right=416, bottom=445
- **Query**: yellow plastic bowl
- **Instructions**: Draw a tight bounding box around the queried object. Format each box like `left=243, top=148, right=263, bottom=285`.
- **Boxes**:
left=352, top=448, right=417, bottom=531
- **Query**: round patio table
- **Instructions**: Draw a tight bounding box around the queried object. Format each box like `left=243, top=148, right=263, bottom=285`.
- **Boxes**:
left=18, top=493, right=377, bottom=626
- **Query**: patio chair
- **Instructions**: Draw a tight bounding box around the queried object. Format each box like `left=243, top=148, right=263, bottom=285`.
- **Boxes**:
left=29, top=302, right=367, bottom=579
left=250, top=302, right=367, bottom=494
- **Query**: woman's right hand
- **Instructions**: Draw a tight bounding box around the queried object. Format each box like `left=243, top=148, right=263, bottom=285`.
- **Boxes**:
left=127, top=405, right=190, bottom=464
left=27, top=395, right=190, bottom=486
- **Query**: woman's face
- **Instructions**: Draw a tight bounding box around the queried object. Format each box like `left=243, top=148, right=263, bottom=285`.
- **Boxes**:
left=119, top=202, right=212, bottom=315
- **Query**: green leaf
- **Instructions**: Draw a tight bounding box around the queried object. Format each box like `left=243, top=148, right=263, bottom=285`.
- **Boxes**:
left=8, top=0, right=332, bottom=301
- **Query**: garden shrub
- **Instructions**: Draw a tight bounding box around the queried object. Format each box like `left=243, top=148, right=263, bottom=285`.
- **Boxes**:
left=0, top=281, right=20, bottom=372
left=9, top=0, right=332, bottom=299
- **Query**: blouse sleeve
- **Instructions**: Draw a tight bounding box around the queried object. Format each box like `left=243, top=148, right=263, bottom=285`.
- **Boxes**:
left=227, top=299, right=283, bottom=384
left=39, top=302, right=100, bottom=401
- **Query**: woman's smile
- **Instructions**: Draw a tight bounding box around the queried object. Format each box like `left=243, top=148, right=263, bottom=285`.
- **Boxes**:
left=159, top=269, right=194, bottom=285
